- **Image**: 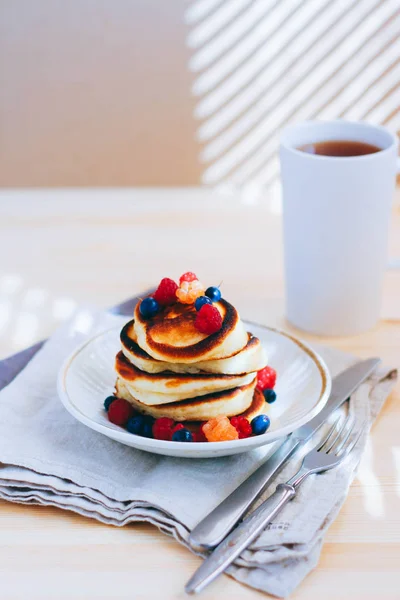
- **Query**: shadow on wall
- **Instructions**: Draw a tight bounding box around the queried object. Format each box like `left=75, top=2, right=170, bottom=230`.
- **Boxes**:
left=186, top=0, right=400, bottom=194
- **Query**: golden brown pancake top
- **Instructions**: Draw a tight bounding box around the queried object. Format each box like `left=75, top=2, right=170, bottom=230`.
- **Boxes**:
left=120, top=321, right=259, bottom=365
left=133, top=298, right=240, bottom=360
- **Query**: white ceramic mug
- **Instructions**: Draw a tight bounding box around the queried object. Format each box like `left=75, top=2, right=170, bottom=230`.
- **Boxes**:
left=280, top=120, right=399, bottom=336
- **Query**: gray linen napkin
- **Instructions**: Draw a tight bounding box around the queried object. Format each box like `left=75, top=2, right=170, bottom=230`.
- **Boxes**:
left=0, top=309, right=396, bottom=598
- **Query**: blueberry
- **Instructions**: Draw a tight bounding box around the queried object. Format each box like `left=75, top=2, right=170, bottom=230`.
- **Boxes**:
left=104, top=396, right=116, bottom=411
left=142, top=417, right=155, bottom=438
left=139, top=297, right=159, bottom=318
left=172, top=428, right=193, bottom=442
left=205, top=286, right=222, bottom=302
left=263, top=389, right=277, bottom=404
left=195, top=296, right=213, bottom=311
left=251, top=414, right=271, bottom=435
left=126, top=415, right=144, bottom=435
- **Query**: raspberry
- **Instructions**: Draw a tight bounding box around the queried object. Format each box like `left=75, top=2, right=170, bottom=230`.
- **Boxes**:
left=230, top=416, right=240, bottom=428
left=199, top=422, right=208, bottom=439
left=179, top=272, right=197, bottom=284
left=176, top=280, right=205, bottom=304
left=152, top=417, right=175, bottom=440
left=202, top=415, right=239, bottom=442
left=188, top=280, right=205, bottom=300
left=153, top=278, right=178, bottom=306
left=195, top=304, right=223, bottom=335
left=192, top=423, right=208, bottom=442
left=108, top=399, right=134, bottom=426
left=256, top=366, right=277, bottom=391
left=230, top=416, right=252, bottom=438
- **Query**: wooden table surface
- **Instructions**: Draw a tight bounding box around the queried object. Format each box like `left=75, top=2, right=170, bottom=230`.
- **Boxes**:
left=0, top=188, right=399, bottom=600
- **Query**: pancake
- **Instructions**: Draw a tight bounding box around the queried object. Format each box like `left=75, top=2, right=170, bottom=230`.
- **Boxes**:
left=115, top=351, right=256, bottom=405
left=239, top=387, right=267, bottom=421
left=121, top=321, right=268, bottom=375
left=133, top=298, right=248, bottom=364
left=183, top=389, right=267, bottom=434
left=115, top=377, right=257, bottom=421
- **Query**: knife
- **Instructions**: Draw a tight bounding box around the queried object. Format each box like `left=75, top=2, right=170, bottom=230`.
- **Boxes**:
left=0, top=292, right=151, bottom=392
left=189, top=357, right=380, bottom=551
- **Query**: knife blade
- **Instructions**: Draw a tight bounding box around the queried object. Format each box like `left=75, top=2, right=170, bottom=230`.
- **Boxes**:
left=189, top=357, right=380, bottom=550
left=0, top=291, right=152, bottom=392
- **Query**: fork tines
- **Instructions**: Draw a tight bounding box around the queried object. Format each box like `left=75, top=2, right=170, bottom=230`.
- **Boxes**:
left=319, top=415, right=367, bottom=457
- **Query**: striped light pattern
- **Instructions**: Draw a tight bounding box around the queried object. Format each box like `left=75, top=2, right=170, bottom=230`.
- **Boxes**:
left=186, top=0, right=400, bottom=196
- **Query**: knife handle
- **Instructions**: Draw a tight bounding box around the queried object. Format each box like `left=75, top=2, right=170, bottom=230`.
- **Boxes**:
left=189, top=435, right=300, bottom=550
left=186, top=483, right=296, bottom=594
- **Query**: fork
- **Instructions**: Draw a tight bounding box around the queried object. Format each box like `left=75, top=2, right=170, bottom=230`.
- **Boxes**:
left=185, top=414, right=366, bottom=594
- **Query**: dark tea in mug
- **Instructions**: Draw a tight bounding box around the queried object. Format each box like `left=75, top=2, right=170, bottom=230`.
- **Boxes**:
left=297, top=139, right=382, bottom=157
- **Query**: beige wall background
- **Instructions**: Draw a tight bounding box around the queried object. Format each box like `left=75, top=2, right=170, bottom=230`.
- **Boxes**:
left=1, top=0, right=399, bottom=189
left=0, top=0, right=202, bottom=187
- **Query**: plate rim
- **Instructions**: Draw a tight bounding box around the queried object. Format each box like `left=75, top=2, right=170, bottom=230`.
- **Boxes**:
left=57, top=321, right=332, bottom=455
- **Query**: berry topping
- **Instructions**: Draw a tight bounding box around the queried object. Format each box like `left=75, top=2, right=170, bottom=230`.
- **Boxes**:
left=126, top=414, right=144, bottom=435
left=195, top=296, right=213, bottom=311
left=171, top=423, right=185, bottom=436
left=152, top=417, right=175, bottom=440
left=153, top=278, right=178, bottom=306
left=194, top=304, right=223, bottom=335
left=139, top=297, right=159, bottom=318
left=142, top=416, right=155, bottom=438
left=202, top=415, right=239, bottom=442
left=104, top=396, right=116, bottom=412
left=192, top=429, right=207, bottom=442
left=176, top=279, right=205, bottom=304
left=251, top=414, right=271, bottom=436
left=172, top=428, right=193, bottom=442
left=205, top=286, right=222, bottom=302
left=179, top=272, right=198, bottom=284
left=230, top=415, right=252, bottom=438
left=263, top=389, right=277, bottom=404
left=256, top=366, right=277, bottom=391
left=108, top=399, right=134, bottom=426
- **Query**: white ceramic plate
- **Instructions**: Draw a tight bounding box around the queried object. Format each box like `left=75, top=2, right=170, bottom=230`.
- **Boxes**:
left=57, top=321, right=331, bottom=458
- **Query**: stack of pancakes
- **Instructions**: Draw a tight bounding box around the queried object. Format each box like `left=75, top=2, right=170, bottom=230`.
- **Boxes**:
left=115, top=298, right=268, bottom=422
